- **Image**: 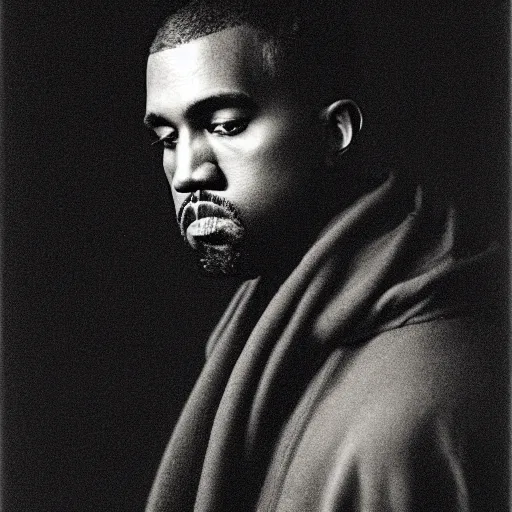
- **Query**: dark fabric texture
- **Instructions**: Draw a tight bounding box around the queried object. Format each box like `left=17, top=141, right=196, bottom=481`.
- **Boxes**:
left=146, top=174, right=507, bottom=512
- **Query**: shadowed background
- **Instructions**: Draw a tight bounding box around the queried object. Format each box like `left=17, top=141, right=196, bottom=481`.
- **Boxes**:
left=3, top=2, right=239, bottom=509
left=2, top=1, right=508, bottom=510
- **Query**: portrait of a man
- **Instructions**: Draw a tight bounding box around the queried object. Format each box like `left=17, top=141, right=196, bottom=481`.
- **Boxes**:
left=143, top=1, right=509, bottom=510
left=2, top=0, right=508, bottom=510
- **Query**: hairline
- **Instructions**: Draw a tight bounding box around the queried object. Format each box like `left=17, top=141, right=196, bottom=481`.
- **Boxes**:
left=150, top=22, right=285, bottom=83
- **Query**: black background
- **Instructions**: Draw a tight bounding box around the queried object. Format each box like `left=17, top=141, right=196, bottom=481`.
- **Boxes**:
left=3, top=1, right=509, bottom=511
left=3, top=2, right=238, bottom=510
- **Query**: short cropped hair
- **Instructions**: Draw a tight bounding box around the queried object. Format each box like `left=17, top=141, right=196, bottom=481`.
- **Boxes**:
left=150, top=0, right=353, bottom=102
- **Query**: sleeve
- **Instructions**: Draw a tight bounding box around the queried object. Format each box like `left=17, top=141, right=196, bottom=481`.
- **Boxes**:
left=320, top=415, right=471, bottom=512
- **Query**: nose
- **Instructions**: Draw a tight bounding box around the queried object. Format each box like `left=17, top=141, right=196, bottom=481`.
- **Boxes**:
left=169, top=130, right=225, bottom=193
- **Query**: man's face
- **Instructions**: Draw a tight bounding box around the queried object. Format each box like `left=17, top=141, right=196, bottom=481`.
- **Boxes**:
left=145, top=25, right=330, bottom=276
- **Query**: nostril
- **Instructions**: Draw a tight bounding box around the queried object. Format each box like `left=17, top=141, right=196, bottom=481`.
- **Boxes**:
left=172, top=162, right=226, bottom=194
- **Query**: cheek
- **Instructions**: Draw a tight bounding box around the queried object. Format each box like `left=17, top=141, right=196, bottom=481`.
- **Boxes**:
left=163, top=153, right=184, bottom=217
left=223, top=121, right=321, bottom=207
left=250, top=115, right=320, bottom=163
left=219, top=154, right=316, bottom=233
left=170, top=190, right=180, bottom=217
left=163, top=151, right=175, bottom=184
left=170, top=186, right=189, bottom=220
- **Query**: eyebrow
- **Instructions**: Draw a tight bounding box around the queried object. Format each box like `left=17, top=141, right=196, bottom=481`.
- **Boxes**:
left=143, top=112, right=169, bottom=131
left=143, top=92, right=258, bottom=130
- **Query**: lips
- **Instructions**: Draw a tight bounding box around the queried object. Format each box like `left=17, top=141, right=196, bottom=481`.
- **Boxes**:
left=179, top=199, right=244, bottom=250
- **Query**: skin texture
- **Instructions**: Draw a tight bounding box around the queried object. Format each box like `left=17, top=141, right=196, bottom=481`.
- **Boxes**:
left=145, top=25, right=359, bottom=278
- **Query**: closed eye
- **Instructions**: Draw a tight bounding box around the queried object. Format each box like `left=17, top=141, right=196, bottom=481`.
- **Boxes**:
left=151, top=131, right=178, bottom=149
left=209, top=119, right=249, bottom=136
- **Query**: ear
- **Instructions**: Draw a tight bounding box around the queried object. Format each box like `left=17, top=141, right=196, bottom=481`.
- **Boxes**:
left=321, top=99, right=363, bottom=165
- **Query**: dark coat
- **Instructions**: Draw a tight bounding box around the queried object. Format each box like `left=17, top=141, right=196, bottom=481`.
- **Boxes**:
left=147, top=175, right=508, bottom=511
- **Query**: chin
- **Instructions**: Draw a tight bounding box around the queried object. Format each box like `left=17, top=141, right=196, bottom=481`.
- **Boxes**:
left=196, top=244, right=263, bottom=280
left=196, top=244, right=242, bottom=277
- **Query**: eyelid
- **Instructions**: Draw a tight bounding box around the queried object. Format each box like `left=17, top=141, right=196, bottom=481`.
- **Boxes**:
left=150, top=128, right=178, bottom=150
left=209, top=107, right=251, bottom=124
left=209, top=118, right=249, bottom=136
left=150, top=137, right=164, bottom=146
left=155, top=126, right=176, bottom=136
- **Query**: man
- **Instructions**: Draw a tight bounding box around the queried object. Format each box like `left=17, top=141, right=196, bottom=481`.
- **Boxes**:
left=144, top=1, right=507, bottom=510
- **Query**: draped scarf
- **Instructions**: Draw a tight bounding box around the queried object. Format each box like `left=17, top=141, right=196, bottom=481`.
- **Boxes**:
left=146, top=173, right=499, bottom=511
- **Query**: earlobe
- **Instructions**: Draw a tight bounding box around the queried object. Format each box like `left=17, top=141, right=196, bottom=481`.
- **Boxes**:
left=322, top=99, right=363, bottom=162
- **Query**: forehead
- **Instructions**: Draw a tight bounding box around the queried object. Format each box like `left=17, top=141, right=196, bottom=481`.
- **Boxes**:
left=146, top=25, right=271, bottom=116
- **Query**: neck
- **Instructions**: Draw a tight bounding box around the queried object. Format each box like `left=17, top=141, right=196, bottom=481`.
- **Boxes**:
left=255, top=171, right=389, bottom=287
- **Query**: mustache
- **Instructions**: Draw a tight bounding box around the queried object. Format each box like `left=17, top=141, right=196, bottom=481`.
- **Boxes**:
left=177, top=190, right=240, bottom=226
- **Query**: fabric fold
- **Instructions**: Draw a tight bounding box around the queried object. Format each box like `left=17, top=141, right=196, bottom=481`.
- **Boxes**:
left=146, top=172, right=502, bottom=512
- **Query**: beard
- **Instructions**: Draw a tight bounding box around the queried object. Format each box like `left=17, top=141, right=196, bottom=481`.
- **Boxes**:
left=177, top=191, right=246, bottom=277
left=198, top=243, right=243, bottom=276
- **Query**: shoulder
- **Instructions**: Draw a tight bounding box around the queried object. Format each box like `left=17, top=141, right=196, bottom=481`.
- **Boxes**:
left=317, top=315, right=507, bottom=429
left=273, top=316, right=508, bottom=511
